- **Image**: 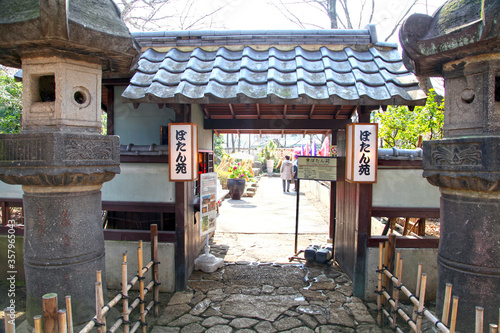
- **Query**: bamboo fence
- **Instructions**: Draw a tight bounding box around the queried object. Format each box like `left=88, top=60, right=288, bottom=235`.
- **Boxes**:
left=4, top=224, right=161, bottom=333
left=376, top=234, right=500, bottom=333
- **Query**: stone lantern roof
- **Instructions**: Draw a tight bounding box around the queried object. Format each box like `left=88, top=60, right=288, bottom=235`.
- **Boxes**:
left=0, top=0, right=140, bottom=76
left=399, top=0, right=499, bottom=77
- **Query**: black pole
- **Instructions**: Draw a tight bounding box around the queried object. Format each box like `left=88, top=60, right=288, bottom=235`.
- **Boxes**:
left=294, top=179, right=300, bottom=253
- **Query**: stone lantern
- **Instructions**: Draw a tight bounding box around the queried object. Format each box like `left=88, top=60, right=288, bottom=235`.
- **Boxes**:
left=0, top=0, right=139, bottom=328
left=400, top=0, right=499, bottom=331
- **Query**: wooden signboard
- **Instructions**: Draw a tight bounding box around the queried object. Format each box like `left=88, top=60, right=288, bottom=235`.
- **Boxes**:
left=297, top=156, right=337, bottom=181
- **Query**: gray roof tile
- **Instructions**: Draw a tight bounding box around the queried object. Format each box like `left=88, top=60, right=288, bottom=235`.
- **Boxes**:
left=123, top=30, right=425, bottom=105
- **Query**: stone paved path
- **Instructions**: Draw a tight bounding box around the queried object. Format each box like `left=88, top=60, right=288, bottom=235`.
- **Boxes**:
left=149, top=177, right=435, bottom=333
left=152, top=262, right=383, bottom=333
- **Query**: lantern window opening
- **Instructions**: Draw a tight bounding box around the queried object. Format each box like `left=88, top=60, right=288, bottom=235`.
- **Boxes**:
left=36, top=74, right=56, bottom=103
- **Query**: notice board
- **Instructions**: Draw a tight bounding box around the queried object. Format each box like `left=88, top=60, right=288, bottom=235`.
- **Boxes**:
left=199, top=172, right=218, bottom=236
left=297, top=156, right=337, bottom=181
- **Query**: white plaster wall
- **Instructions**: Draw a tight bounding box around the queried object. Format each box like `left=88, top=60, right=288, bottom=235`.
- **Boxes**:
left=364, top=246, right=438, bottom=302
left=102, top=163, right=174, bottom=202
left=114, top=86, right=175, bottom=145
left=372, top=168, right=440, bottom=208
left=192, top=104, right=213, bottom=151
left=0, top=182, right=23, bottom=199
left=301, top=180, right=331, bottom=207
left=105, top=240, right=175, bottom=293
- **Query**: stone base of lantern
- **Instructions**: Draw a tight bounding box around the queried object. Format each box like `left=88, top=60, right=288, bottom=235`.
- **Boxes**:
left=0, top=132, right=120, bottom=328
left=436, top=188, right=500, bottom=331
left=23, top=186, right=107, bottom=327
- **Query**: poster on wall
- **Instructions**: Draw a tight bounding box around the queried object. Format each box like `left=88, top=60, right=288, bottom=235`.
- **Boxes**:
left=199, top=172, right=218, bottom=236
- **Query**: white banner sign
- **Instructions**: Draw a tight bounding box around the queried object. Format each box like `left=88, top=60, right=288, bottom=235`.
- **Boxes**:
left=346, top=123, right=378, bottom=183
left=169, top=123, right=198, bottom=181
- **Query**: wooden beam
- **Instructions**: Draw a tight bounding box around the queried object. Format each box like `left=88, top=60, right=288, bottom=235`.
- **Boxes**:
left=309, top=105, right=316, bottom=119
left=256, top=103, right=261, bottom=118
left=228, top=104, right=235, bottom=118
left=102, top=201, right=175, bottom=213
left=103, top=229, right=175, bottom=243
left=205, top=118, right=351, bottom=131
left=201, top=104, right=210, bottom=119
left=368, top=236, right=439, bottom=248
left=335, top=105, right=343, bottom=118
left=283, top=105, right=287, bottom=119
left=371, top=207, right=440, bottom=218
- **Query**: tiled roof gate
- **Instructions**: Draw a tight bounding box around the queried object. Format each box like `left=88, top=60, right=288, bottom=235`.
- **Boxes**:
left=122, top=27, right=426, bottom=108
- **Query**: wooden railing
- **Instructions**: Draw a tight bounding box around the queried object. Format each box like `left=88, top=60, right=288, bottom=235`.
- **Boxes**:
left=4, top=225, right=161, bottom=333
left=376, top=234, right=499, bottom=333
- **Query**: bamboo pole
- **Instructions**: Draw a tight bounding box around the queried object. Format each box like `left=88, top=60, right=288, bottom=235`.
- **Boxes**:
left=476, top=307, right=484, bottom=333
left=376, top=242, right=384, bottom=326
left=4, top=308, right=15, bottom=333
left=152, top=228, right=160, bottom=317
left=65, top=296, right=73, bottom=333
left=380, top=267, right=451, bottom=332
left=383, top=241, right=390, bottom=289
left=138, top=240, right=146, bottom=333
left=79, top=259, right=156, bottom=333
left=43, top=293, right=59, bottom=333
left=108, top=282, right=155, bottom=333
left=489, top=324, right=498, bottom=333
left=382, top=290, right=417, bottom=332
left=442, top=283, right=453, bottom=326
left=122, top=252, right=130, bottom=333
left=95, top=282, right=104, bottom=333
left=391, top=255, right=403, bottom=331
left=415, top=273, right=427, bottom=333
left=96, top=271, right=106, bottom=332
left=387, top=234, right=397, bottom=281
left=450, top=296, right=459, bottom=333
left=34, top=315, right=42, bottom=333
left=412, top=263, right=423, bottom=322
left=58, top=309, right=67, bottom=333
left=381, top=308, right=405, bottom=333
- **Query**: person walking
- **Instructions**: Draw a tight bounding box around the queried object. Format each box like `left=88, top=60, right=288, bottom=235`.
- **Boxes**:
left=292, top=153, right=299, bottom=191
left=280, top=155, right=293, bottom=192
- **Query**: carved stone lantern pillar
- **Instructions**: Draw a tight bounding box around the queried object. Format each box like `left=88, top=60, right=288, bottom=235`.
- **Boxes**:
left=400, top=0, right=499, bottom=331
left=0, top=0, right=139, bottom=327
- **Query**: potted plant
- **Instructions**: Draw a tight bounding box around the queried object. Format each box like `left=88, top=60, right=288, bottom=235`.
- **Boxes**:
left=227, top=163, right=250, bottom=200
left=261, top=140, right=276, bottom=175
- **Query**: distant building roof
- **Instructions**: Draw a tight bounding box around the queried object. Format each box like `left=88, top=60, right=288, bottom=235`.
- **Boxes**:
left=122, top=27, right=426, bottom=106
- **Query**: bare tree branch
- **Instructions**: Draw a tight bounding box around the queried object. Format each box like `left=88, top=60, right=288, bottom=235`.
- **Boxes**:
left=368, top=0, right=375, bottom=25
left=181, top=0, right=230, bottom=30
left=115, top=0, right=230, bottom=31
left=338, top=0, right=353, bottom=29
left=383, top=0, right=419, bottom=41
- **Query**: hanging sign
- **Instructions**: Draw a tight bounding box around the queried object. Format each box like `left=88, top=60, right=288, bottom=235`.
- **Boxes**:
left=297, top=156, right=337, bottom=181
left=169, top=123, right=198, bottom=181
left=346, top=123, right=378, bottom=183
left=199, top=172, right=218, bottom=236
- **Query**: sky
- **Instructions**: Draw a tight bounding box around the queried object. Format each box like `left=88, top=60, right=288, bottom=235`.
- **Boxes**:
left=140, top=0, right=448, bottom=44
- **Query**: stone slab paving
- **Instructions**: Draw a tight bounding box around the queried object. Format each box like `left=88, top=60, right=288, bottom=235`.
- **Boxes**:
left=153, top=263, right=383, bottom=333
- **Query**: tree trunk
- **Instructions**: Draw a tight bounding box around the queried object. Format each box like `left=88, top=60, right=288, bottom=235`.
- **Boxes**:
left=329, top=0, right=338, bottom=29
